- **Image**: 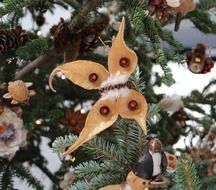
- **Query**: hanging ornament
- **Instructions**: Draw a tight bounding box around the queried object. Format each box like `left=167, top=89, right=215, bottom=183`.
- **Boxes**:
left=0, top=107, right=27, bottom=160
left=49, top=17, right=148, bottom=156
left=148, top=0, right=195, bottom=30
left=100, top=138, right=170, bottom=190
left=59, top=109, right=87, bottom=134
left=132, top=138, right=169, bottom=185
left=36, top=13, right=46, bottom=27
left=0, top=26, right=30, bottom=53
left=3, top=80, right=36, bottom=104
left=186, top=43, right=214, bottom=74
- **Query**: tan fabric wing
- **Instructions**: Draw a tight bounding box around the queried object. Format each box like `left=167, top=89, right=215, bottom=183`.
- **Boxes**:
left=49, top=60, right=109, bottom=92
left=63, top=98, right=118, bottom=156
left=117, top=90, right=148, bottom=134
left=108, top=17, right=138, bottom=76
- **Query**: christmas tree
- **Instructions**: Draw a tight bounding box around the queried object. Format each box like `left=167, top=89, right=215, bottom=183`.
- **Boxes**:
left=0, top=0, right=216, bottom=189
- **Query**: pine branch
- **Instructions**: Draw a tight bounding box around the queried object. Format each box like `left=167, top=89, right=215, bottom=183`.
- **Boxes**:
left=147, top=103, right=161, bottom=125
left=12, top=162, right=44, bottom=190
left=197, top=0, right=216, bottom=11
left=113, top=120, right=147, bottom=165
left=187, top=9, right=216, bottom=34
left=130, top=68, right=146, bottom=94
left=63, top=0, right=80, bottom=9
left=0, top=0, right=37, bottom=17
left=130, top=5, right=175, bottom=86
left=1, top=165, right=13, bottom=190
left=74, top=161, right=122, bottom=180
left=52, top=134, right=78, bottom=153
left=83, top=136, right=126, bottom=166
left=68, top=0, right=102, bottom=31
left=171, top=154, right=201, bottom=190
left=16, top=38, right=49, bottom=60
left=70, top=173, right=124, bottom=190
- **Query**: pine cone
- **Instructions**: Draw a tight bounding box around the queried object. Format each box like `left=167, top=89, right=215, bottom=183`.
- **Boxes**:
left=80, top=17, right=109, bottom=53
left=50, top=18, right=72, bottom=53
left=0, top=26, right=29, bottom=53
left=50, top=17, right=109, bottom=54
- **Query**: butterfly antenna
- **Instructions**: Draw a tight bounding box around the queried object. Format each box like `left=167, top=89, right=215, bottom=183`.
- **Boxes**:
left=49, top=68, right=61, bottom=92
left=98, top=37, right=109, bottom=49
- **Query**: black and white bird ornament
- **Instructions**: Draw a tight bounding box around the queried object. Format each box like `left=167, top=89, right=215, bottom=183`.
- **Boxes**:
left=132, top=138, right=167, bottom=182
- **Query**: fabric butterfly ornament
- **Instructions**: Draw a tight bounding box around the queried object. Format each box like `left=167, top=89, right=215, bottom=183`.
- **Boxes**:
left=49, top=17, right=148, bottom=156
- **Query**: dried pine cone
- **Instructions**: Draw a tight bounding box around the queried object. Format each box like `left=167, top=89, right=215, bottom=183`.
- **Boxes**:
left=148, top=0, right=172, bottom=22
left=80, top=17, right=109, bottom=53
left=50, top=18, right=71, bottom=53
left=50, top=17, right=109, bottom=54
left=0, top=26, right=29, bottom=53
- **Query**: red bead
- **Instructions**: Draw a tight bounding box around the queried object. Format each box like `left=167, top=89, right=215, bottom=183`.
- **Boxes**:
left=100, top=106, right=110, bottom=115
left=89, top=73, right=98, bottom=82
left=119, top=57, right=130, bottom=67
left=128, top=100, right=138, bottom=110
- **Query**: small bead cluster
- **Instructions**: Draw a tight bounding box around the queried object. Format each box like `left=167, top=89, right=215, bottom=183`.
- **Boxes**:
left=99, top=81, right=132, bottom=94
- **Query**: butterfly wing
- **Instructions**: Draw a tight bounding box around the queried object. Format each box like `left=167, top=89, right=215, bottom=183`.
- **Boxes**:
left=108, top=17, right=138, bottom=76
left=49, top=60, right=109, bottom=92
left=63, top=98, right=118, bottom=156
left=117, top=90, right=148, bottom=134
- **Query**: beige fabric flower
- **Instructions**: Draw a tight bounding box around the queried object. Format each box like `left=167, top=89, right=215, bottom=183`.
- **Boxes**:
left=0, top=107, right=27, bottom=160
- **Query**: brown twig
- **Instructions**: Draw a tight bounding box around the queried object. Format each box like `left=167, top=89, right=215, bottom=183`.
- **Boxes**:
left=15, top=48, right=57, bottom=80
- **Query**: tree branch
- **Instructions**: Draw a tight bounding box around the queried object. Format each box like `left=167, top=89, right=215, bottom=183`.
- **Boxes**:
left=68, top=0, right=101, bottom=30
left=15, top=48, right=57, bottom=80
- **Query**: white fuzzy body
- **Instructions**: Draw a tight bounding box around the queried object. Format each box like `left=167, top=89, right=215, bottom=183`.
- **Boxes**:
left=150, top=151, right=162, bottom=176
left=100, top=75, right=130, bottom=100
left=124, top=184, right=133, bottom=190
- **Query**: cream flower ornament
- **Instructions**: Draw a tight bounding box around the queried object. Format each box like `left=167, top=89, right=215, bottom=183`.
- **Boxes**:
left=0, top=107, right=27, bottom=160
